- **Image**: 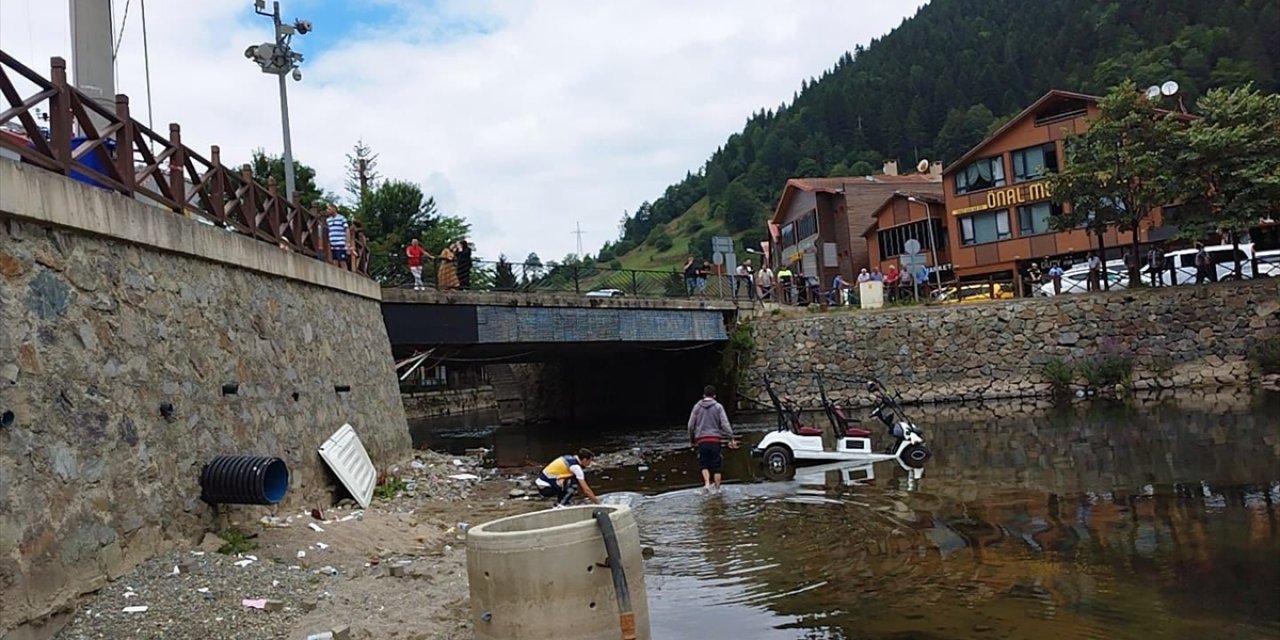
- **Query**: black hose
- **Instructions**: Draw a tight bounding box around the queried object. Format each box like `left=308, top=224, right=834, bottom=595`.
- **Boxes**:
left=593, top=508, right=636, bottom=640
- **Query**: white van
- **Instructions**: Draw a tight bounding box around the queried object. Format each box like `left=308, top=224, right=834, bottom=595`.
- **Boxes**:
left=1142, top=244, right=1273, bottom=286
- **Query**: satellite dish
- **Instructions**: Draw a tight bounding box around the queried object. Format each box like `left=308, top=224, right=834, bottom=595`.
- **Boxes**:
left=1161, top=80, right=1179, bottom=96
left=1145, top=85, right=1161, bottom=100
left=916, top=159, right=930, bottom=173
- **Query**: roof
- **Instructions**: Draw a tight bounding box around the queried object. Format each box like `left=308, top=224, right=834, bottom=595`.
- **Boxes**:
left=770, top=173, right=941, bottom=224
left=861, top=190, right=946, bottom=237
left=943, top=90, right=1102, bottom=175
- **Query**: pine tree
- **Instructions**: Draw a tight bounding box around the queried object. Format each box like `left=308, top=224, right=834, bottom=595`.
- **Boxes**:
left=344, top=140, right=381, bottom=208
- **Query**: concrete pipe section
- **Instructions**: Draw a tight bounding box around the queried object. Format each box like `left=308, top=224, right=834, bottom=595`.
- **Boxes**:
left=467, top=505, right=651, bottom=640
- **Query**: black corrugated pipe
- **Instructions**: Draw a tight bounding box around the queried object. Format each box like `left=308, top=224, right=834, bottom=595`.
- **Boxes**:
left=593, top=508, right=636, bottom=640
left=200, top=455, right=290, bottom=505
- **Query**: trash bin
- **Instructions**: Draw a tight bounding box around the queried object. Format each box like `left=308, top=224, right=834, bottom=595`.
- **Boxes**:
left=66, top=136, right=116, bottom=190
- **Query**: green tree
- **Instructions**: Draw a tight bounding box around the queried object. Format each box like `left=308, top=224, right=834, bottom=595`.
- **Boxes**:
left=935, top=104, right=996, bottom=164
left=723, top=180, right=765, bottom=233
left=648, top=226, right=673, bottom=252
left=706, top=163, right=729, bottom=201
left=1173, top=84, right=1280, bottom=277
left=494, top=255, right=518, bottom=290
left=249, top=149, right=329, bottom=209
left=357, top=179, right=470, bottom=281
left=1047, top=81, right=1182, bottom=285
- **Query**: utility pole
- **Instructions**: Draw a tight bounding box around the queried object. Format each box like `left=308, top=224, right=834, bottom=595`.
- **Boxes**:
left=69, top=0, right=115, bottom=132
left=246, top=1, right=311, bottom=201
left=572, top=222, right=585, bottom=259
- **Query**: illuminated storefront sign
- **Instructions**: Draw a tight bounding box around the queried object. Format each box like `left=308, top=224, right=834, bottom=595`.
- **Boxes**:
left=950, top=181, right=1052, bottom=216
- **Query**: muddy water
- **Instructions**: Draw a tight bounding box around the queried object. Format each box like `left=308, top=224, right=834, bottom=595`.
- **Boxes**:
left=415, top=392, right=1280, bottom=640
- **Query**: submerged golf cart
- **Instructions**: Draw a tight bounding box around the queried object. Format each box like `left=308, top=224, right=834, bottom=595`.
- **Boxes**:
left=751, top=374, right=931, bottom=480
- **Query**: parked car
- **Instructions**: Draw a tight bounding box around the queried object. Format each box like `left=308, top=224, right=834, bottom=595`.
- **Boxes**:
left=934, top=283, right=1015, bottom=304
left=1142, top=244, right=1272, bottom=285
left=585, top=288, right=625, bottom=298
left=1039, top=266, right=1128, bottom=296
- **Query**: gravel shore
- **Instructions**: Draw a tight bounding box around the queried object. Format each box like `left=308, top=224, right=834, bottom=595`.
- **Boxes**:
left=53, top=448, right=649, bottom=640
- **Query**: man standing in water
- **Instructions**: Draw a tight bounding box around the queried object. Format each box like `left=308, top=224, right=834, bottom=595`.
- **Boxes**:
left=688, top=385, right=739, bottom=492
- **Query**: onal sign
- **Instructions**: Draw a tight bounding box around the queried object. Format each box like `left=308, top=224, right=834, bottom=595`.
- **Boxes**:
left=903, top=238, right=922, bottom=256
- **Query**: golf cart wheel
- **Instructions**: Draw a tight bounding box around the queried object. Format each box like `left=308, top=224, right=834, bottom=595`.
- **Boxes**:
left=900, top=443, right=932, bottom=469
left=762, top=444, right=795, bottom=481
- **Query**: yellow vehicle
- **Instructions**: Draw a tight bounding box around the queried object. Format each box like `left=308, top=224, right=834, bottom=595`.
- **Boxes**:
left=933, top=283, right=1015, bottom=304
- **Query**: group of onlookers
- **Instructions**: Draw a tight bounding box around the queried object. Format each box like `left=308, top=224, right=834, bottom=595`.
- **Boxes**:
left=404, top=237, right=473, bottom=290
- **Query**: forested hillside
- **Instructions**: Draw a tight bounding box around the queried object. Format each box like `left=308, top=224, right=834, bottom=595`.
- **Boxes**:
left=598, top=0, right=1280, bottom=267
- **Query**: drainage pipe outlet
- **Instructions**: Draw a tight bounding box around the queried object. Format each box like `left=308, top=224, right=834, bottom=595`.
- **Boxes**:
left=199, top=455, right=290, bottom=505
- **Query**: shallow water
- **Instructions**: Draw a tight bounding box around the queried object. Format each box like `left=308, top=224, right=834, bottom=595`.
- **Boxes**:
left=417, top=392, right=1280, bottom=639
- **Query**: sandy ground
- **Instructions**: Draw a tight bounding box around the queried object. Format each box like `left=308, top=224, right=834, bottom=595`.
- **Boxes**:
left=54, top=451, right=593, bottom=640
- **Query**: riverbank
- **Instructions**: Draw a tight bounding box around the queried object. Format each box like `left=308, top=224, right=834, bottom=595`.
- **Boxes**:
left=51, top=448, right=619, bottom=640
left=745, top=278, right=1280, bottom=408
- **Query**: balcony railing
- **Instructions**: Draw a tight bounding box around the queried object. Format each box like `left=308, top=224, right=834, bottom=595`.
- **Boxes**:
left=0, top=51, right=368, bottom=276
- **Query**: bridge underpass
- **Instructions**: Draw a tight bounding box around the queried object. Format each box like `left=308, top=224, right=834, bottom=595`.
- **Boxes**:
left=381, top=289, right=740, bottom=425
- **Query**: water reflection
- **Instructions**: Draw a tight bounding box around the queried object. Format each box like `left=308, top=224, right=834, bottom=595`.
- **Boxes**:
left=414, top=391, right=1280, bottom=639
left=628, top=392, right=1280, bottom=640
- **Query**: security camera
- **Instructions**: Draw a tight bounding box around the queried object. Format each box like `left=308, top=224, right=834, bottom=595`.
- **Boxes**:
left=295, top=19, right=312, bottom=35
left=254, top=0, right=266, bottom=10
left=291, top=68, right=302, bottom=81
left=244, top=45, right=258, bottom=59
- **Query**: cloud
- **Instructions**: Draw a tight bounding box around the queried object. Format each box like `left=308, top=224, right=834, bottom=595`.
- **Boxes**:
left=1, top=0, right=925, bottom=261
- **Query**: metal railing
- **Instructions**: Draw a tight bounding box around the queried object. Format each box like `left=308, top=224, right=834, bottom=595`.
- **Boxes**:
left=0, top=52, right=369, bottom=275
left=373, top=257, right=755, bottom=299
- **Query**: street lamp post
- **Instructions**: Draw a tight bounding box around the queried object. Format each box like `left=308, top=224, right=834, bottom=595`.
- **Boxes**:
left=246, top=1, right=311, bottom=201
left=907, top=196, right=944, bottom=293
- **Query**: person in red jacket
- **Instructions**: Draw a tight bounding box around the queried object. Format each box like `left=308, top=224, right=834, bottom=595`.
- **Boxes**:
left=406, top=239, right=431, bottom=290
left=688, top=385, right=739, bottom=492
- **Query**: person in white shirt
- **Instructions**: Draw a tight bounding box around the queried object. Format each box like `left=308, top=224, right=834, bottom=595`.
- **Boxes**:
left=734, top=261, right=755, bottom=300
left=754, top=266, right=775, bottom=301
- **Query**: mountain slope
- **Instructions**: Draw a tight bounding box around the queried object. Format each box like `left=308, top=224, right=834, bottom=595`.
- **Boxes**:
left=600, top=0, right=1280, bottom=268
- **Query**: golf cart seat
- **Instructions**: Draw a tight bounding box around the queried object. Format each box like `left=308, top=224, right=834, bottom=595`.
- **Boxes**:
left=844, top=427, right=873, bottom=438
left=796, top=426, right=824, bottom=437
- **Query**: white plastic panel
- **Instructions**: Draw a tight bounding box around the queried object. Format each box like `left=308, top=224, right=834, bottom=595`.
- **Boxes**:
left=317, top=423, right=376, bottom=509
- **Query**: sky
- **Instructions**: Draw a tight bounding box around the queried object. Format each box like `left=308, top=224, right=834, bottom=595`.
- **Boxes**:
left=0, top=0, right=927, bottom=262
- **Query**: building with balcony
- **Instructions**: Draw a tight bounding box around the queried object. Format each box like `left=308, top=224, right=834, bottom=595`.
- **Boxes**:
left=770, top=161, right=943, bottom=286
left=863, top=191, right=950, bottom=279
left=942, top=90, right=1171, bottom=285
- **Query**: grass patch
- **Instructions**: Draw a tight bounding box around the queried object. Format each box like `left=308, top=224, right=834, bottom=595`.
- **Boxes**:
left=373, top=476, right=408, bottom=501
left=1043, top=357, right=1074, bottom=393
left=1252, top=335, right=1280, bottom=374
left=216, top=527, right=258, bottom=555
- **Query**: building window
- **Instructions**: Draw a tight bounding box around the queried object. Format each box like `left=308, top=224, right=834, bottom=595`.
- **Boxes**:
left=953, top=156, right=1006, bottom=194
left=1017, top=201, right=1060, bottom=236
left=781, top=223, right=796, bottom=248
left=959, top=209, right=1011, bottom=246
left=876, top=219, right=947, bottom=261
left=1011, top=143, right=1058, bottom=183
left=796, top=212, right=818, bottom=240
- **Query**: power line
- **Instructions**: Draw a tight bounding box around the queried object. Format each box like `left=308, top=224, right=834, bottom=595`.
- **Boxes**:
left=572, top=221, right=585, bottom=258
left=111, top=0, right=131, bottom=60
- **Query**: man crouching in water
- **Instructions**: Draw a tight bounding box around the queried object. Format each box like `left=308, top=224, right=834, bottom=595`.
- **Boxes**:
left=535, top=448, right=601, bottom=507
left=688, top=385, right=739, bottom=492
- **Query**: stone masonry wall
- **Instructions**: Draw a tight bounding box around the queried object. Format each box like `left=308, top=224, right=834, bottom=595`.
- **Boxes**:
left=747, top=279, right=1280, bottom=407
left=0, top=216, right=410, bottom=634
left=402, top=386, right=496, bottom=420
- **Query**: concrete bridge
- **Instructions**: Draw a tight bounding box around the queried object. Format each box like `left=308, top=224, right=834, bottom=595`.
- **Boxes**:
left=381, top=288, right=737, bottom=359
left=382, top=289, right=741, bottom=425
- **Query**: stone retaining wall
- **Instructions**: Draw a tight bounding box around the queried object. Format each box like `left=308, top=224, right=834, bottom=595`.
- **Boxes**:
left=402, top=386, right=496, bottom=420
left=746, top=279, right=1280, bottom=407
left=0, top=171, right=409, bottom=636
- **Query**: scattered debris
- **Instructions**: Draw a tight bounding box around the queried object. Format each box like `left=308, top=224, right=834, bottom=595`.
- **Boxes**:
left=121, top=606, right=148, bottom=614
left=448, top=473, right=480, bottom=481
left=308, top=523, right=325, bottom=533
left=297, top=550, right=306, bottom=559
left=315, top=542, right=330, bottom=550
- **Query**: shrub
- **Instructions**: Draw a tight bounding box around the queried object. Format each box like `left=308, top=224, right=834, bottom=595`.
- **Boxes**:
left=1043, top=357, right=1074, bottom=393
left=373, top=476, right=407, bottom=501
left=217, top=527, right=257, bottom=555
left=1080, top=355, right=1133, bottom=388
left=1253, top=335, right=1280, bottom=374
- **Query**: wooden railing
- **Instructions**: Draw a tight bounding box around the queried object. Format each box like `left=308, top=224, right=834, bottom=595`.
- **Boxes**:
left=0, top=51, right=369, bottom=275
